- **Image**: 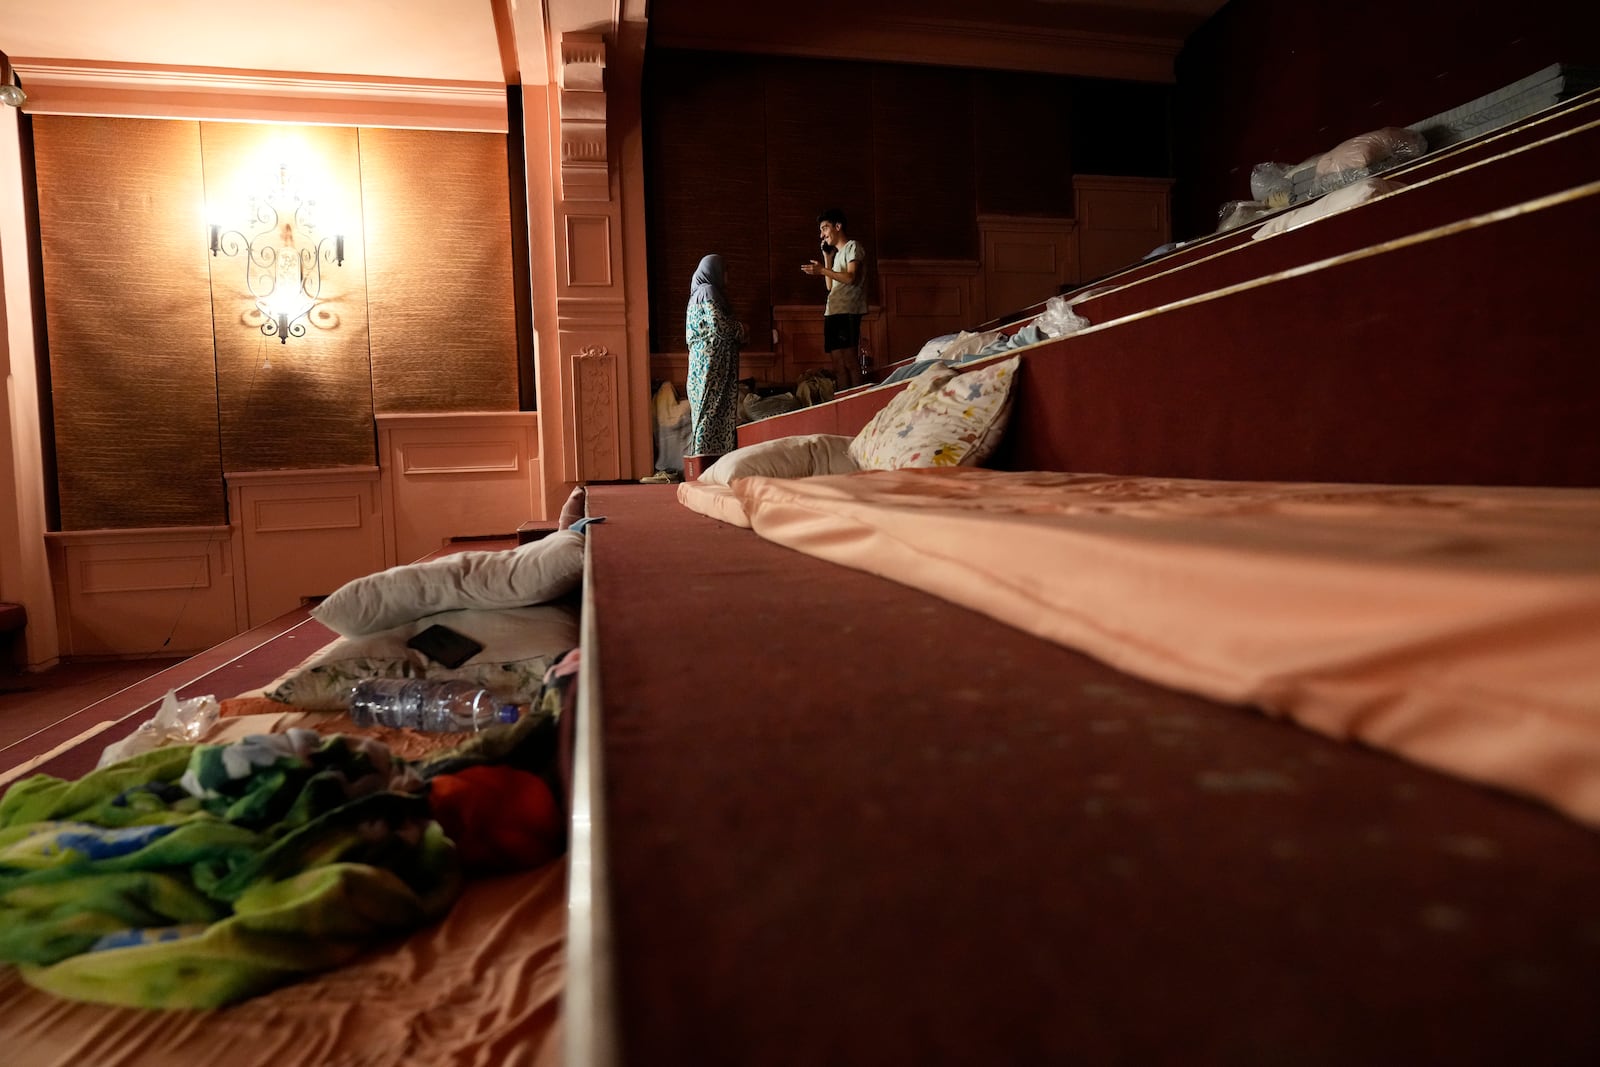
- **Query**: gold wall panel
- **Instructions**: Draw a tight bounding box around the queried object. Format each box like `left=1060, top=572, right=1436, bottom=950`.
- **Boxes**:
left=358, top=128, right=518, bottom=414
left=200, top=122, right=376, bottom=471
left=34, top=119, right=517, bottom=530
left=32, top=116, right=226, bottom=529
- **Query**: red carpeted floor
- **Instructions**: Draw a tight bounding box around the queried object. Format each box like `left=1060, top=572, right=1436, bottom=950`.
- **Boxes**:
left=0, top=658, right=184, bottom=751
left=0, top=608, right=331, bottom=787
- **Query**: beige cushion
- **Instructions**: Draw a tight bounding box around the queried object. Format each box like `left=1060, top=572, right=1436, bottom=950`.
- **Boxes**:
left=312, top=530, right=585, bottom=638
left=848, top=355, right=1020, bottom=470
left=699, top=434, right=858, bottom=485
left=265, top=605, right=580, bottom=710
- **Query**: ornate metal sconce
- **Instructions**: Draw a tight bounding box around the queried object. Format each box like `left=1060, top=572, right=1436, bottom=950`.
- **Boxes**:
left=208, top=164, right=343, bottom=343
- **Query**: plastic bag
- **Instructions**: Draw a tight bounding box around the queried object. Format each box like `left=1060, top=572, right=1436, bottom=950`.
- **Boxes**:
left=1215, top=199, right=1274, bottom=233
left=1034, top=295, right=1090, bottom=338
left=97, top=689, right=221, bottom=768
left=1249, top=162, right=1293, bottom=208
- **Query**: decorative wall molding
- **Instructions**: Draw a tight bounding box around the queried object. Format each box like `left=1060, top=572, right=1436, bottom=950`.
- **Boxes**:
left=571, top=345, right=621, bottom=480
left=398, top=441, right=523, bottom=475
left=557, top=34, right=609, bottom=201
left=650, top=13, right=1179, bottom=83
left=226, top=467, right=386, bottom=628
left=44, top=525, right=242, bottom=656
left=564, top=214, right=615, bottom=286
left=376, top=411, right=541, bottom=567
left=558, top=301, right=629, bottom=325
left=10, top=59, right=508, bottom=131
left=874, top=261, right=981, bottom=363
left=978, top=215, right=1078, bottom=322
left=1073, top=175, right=1173, bottom=284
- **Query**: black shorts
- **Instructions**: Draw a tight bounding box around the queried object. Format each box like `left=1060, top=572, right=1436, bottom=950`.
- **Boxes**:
left=823, top=313, right=862, bottom=353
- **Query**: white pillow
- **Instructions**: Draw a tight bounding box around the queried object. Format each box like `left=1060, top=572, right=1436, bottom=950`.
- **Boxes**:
left=848, top=355, right=1020, bottom=470
left=699, top=434, right=858, bottom=485
left=265, top=605, right=580, bottom=710
left=312, top=529, right=585, bottom=637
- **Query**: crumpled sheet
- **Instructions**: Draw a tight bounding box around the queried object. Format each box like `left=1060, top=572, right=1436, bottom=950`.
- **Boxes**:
left=0, top=732, right=458, bottom=1008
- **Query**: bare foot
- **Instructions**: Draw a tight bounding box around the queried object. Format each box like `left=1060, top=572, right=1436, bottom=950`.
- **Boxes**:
left=558, top=485, right=587, bottom=529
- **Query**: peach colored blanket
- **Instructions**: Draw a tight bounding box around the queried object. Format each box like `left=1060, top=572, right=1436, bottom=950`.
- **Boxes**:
left=730, top=468, right=1600, bottom=827
left=677, top=479, right=752, bottom=528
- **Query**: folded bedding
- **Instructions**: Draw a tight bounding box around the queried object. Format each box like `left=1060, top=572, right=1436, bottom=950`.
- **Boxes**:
left=728, top=468, right=1600, bottom=827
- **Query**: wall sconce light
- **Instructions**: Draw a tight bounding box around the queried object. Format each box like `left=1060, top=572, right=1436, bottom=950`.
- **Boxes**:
left=0, top=57, right=26, bottom=108
left=208, top=164, right=343, bottom=343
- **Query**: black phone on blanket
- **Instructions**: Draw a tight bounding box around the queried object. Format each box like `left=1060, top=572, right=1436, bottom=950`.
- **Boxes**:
left=406, top=624, right=484, bottom=669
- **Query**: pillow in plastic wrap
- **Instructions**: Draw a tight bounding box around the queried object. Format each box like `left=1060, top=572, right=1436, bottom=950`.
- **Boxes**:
left=1311, top=127, right=1427, bottom=195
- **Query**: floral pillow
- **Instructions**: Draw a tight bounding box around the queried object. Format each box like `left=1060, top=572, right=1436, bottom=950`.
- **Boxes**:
left=264, top=605, right=580, bottom=711
left=848, top=355, right=1020, bottom=470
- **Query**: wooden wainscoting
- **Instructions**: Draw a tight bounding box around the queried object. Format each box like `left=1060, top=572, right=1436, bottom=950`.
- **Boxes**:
left=44, top=526, right=243, bottom=657
left=772, top=307, right=887, bottom=383
left=226, top=467, right=387, bottom=629
left=1073, top=175, right=1173, bottom=283
left=979, top=215, right=1078, bottom=323
left=874, top=261, right=981, bottom=364
left=377, top=412, right=543, bottom=567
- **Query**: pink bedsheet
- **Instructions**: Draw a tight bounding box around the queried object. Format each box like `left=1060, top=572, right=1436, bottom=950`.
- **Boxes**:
left=732, top=468, right=1600, bottom=827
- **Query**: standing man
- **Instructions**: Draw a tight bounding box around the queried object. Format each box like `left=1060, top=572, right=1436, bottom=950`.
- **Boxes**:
left=801, top=208, right=866, bottom=389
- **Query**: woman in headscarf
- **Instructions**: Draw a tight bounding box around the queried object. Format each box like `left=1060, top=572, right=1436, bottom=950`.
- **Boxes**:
left=685, top=253, right=746, bottom=458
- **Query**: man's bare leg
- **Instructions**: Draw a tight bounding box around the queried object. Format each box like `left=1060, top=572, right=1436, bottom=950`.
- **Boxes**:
left=829, top=348, right=858, bottom=389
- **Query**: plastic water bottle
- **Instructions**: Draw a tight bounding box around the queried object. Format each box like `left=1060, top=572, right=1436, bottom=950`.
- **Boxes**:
left=348, top=678, right=510, bottom=732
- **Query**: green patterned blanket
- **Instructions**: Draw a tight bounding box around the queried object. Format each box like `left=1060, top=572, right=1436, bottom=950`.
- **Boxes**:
left=0, top=730, right=461, bottom=1008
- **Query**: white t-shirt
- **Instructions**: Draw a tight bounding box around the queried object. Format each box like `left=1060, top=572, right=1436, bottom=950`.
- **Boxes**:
left=824, top=240, right=867, bottom=316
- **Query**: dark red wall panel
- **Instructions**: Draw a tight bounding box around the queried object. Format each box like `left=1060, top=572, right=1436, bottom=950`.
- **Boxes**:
left=1173, top=0, right=1600, bottom=237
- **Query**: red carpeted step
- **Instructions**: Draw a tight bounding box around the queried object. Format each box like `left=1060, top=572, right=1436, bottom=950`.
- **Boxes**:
left=746, top=186, right=1600, bottom=488
left=1078, top=115, right=1600, bottom=325
left=583, top=484, right=1600, bottom=1066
